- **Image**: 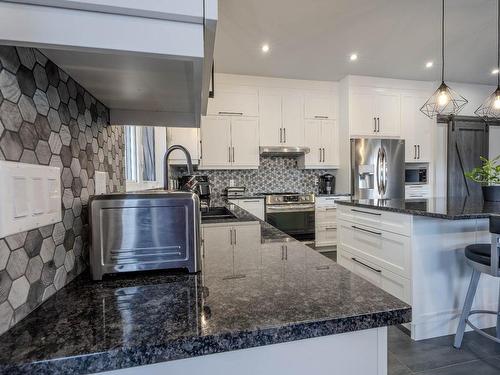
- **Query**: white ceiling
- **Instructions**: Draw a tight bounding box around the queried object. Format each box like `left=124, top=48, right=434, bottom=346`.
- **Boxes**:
left=214, top=0, right=498, bottom=85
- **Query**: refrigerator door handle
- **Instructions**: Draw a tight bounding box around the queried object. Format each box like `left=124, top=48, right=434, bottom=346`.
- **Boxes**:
left=376, top=148, right=382, bottom=195
left=382, top=147, right=388, bottom=195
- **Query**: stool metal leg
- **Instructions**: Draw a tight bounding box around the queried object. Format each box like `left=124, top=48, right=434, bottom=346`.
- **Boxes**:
left=454, top=269, right=481, bottom=349
left=497, top=280, right=500, bottom=339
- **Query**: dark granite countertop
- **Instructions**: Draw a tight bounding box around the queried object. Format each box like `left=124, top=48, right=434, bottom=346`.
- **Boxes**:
left=337, top=197, right=500, bottom=220
left=0, top=203, right=411, bottom=375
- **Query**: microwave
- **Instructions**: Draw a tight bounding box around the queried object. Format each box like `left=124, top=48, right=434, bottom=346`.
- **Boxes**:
left=405, top=164, right=428, bottom=185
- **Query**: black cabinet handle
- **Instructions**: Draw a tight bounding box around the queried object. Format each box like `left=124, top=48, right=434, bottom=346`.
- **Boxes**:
left=351, top=257, right=382, bottom=273
left=351, top=208, right=381, bottom=216
left=352, top=225, right=382, bottom=236
left=219, top=111, right=243, bottom=116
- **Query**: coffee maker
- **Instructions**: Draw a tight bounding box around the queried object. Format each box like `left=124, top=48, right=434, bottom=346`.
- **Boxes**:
left=319, top=174, right=335, bottom=195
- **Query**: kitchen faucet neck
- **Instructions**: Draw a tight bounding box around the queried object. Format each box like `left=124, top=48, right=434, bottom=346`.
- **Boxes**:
left=164, top=145, right=193, bottom=190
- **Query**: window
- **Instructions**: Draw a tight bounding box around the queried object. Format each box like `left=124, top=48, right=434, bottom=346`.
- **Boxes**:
left=124, top=126, right=166, bottom=191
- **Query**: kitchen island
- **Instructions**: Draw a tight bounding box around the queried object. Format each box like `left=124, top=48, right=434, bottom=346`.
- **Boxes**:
left=336, top=197, right=500, bottom=341
left=0, top=202, right=410, bottom=375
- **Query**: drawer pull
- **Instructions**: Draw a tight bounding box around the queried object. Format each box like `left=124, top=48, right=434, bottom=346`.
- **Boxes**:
left=352, top=225, right=382, bottom=236
left=242, top=200, right=261, bottom=203
left=351, top=208, right=381, bottom=216
left=315, top=265, right=330, bottom=270
left=352, top=257, right=382, bottom=273
left=223, top=274, right=246, bottom=280
left=325, top=227, right=336, bottom=230
left=219, top=111, right=243, bottom=116
left=325, top=208, right=336, bottom=211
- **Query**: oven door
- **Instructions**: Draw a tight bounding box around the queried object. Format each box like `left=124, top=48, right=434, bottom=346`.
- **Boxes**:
left=265, top=204, right=315, bottom=241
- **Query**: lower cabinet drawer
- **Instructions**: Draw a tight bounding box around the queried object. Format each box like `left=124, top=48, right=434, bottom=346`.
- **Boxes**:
left=337, top=219, right=411, bottom=278
left=315, top=206, right=337, bottom=223
left=315, top=225, right=337, bottom=246
left=338, top=249, right=411, bottom=304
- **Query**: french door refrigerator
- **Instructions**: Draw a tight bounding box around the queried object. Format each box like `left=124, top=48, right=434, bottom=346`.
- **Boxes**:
left=351, top=138, right=405, bottom=199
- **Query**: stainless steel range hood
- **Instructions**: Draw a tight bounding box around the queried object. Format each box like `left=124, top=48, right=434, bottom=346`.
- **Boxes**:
left=259, top=146, right=310, bottom=157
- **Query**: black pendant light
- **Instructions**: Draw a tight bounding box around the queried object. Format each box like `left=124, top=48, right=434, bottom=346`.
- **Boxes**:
left=420, top=0, right=468, bottom=119
left=475, top=0, right=500, bottom=119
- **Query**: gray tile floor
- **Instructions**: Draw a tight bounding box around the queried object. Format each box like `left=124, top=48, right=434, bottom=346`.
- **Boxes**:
left=315, top=249, right=500, bottom=374
left=388, top=325, right=500, bottom=374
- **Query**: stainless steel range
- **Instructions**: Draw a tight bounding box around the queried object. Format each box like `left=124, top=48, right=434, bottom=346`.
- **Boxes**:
left=262, top=192, right=315, bottom=242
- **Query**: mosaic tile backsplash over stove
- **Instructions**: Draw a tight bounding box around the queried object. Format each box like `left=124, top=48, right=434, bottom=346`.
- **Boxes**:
left=0, top=46, right=125, bottom=335
left=175, top=157, right=336, bottom=196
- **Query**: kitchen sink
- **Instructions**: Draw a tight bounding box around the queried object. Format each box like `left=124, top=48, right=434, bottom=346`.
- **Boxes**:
left=201, top=207, right=237, bottom=221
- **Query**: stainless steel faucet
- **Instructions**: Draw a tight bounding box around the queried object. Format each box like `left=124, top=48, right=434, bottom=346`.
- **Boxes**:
left=164, top=145, right=194, bottom=190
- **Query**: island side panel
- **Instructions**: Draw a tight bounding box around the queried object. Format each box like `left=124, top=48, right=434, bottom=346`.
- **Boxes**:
left=411, top=216, right=499, bottom=341
left=100, top=327, right=388, bottom=375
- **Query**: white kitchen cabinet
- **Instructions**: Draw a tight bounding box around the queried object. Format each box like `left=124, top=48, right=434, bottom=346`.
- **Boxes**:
left=166, top=128, right=200, bottom=165
left=349, top=88, right=401, bottom=137
left=199, top=116, right=259, bottom=169
left=228, top=198, right=265, bottom=221
left=231, top=118, right=260, bottom=168
left=401, top=94, right=435, bottom=163
left=207, top=89, right=259, bottom=117
left=259, top=92, right=304, bottom=147
left=202, top=222, right=261, bottom=275
left=405, top=185, right=431, bottom=199
left=315, top=196, right=350, bottom=248
left=199, top=116, right=232, bottom=169
left=302, top=120, right=339, bottom=169
left=259, top=94, right=283, bottom=147
left=304, top=94, right=336, bottom=119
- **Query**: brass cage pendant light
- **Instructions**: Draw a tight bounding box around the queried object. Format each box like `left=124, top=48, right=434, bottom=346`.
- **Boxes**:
left=475, top=0, right=500, bottom=119
left=420, top=0, right=468, bottom=119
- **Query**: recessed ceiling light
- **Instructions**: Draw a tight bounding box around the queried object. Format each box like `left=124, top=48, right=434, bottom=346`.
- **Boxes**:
left=492, top=68, right=499, bottom=74
left=425, top=61, right=434, bottom=68
left=261, top=44, right=270, bottom=53
left=349, top=53, right=358, bottom=61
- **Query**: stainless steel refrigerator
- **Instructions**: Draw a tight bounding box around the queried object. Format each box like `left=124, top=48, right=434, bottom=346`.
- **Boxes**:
left=351, top=138, right=405, bottom=199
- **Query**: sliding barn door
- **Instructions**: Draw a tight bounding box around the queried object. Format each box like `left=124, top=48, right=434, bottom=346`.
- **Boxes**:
left=447, top=118, right=489, bottom=200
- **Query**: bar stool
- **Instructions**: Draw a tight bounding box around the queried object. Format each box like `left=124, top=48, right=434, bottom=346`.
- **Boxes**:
left=454, top=214, right=500, bottom=348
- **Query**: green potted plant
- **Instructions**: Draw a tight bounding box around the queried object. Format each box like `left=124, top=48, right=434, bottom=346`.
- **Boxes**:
left=465, top=155, right=500, bottom=202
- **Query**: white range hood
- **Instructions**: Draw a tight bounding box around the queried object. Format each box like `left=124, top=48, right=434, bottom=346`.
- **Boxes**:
left=0, top=0, right=217, bottom=127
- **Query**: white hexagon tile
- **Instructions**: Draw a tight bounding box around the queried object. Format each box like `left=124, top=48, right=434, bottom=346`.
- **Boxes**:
left=0, top=45, right=125, bottom=336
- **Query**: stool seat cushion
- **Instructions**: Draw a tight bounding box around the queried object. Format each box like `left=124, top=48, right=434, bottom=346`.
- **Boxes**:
left=465, top=244, right=499, bottom=267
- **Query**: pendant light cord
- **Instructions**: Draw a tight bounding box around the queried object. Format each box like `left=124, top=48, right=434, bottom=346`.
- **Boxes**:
left=442, top=0, right=445, bottom=83
left=497, top=0, right=499, bottom=87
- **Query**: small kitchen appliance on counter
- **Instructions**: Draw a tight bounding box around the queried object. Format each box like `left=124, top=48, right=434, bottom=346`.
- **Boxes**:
left=318, top=174, right=336, bottom=195
left=89, top=191, right=201, bottom=280
left=225, top=186, right=247, bottom=198
left=178, top=175, right=211, bottom=199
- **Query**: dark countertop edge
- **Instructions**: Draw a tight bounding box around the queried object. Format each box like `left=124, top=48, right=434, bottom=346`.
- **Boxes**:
left=335, top=201, right=492, bottom=220
left=0, top=308, right=411, bottom=374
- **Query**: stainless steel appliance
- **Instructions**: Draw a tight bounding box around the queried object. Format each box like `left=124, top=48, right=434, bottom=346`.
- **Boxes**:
left=178, top=175, right=211, bottom=198
left=405, top=163, right=428, bottom=185
left=351, top=138, right=405, bottom=199
left=319, top=174, right=336, bottom=195
left=264, top=193, right=315, bottom=241
left=89, top=191, right=201, bottom=280
left=259, top=146, right=310, bottom=157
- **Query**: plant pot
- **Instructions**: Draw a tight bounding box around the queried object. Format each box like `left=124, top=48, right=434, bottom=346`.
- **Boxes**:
left=482, top=185, right=500, bottom=202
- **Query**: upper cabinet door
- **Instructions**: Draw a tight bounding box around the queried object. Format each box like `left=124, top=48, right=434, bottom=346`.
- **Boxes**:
left=349, top=91, right=377, bottom=137
left=282, top=93, right=305, bottom=146
left=207, top=90, right=259, bottom=117
left=231, top=118, right=260, bottom=169
left=166, top=128, right=199, bottom=164
left=259, top=94, right=282, bottom=146
left=304, top=120, right=323, bottom=167
left=199, top=116, right=232, bottom=169
left=375, top=92, right=401, bottom=137
left=304, top=94, right=335, bottom=119
left=321, top=120, right=339, bottom=167
left=401, top=94, right=434, bottom=162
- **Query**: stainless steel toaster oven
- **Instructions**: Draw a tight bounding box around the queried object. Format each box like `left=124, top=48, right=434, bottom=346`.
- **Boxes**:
left=89, top=191, right=201, bottom=280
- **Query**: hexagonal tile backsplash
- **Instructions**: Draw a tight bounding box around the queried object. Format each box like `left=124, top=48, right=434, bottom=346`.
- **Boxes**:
left=0, top=46, right=125, bottom=335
